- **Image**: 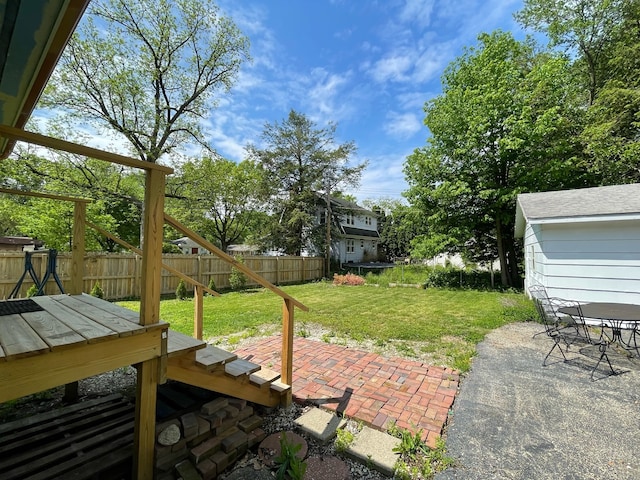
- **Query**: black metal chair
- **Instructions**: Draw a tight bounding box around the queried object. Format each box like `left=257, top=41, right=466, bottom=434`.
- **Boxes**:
left=531, top=292, right=614, bottom=381
left=528, top=284, right=583, bottom=337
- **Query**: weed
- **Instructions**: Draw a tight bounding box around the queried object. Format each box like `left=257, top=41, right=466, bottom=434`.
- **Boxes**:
left=296, top=321, right=310, bottom=338
left=274, top=432, right=307, bottom=480
left=321, top=332, right=334, bottom=343
left=334, top=428, right=355, bottom=453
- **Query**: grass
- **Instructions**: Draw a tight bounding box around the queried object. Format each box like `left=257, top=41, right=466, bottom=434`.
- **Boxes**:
left=117, top=281, right=536, bottom=372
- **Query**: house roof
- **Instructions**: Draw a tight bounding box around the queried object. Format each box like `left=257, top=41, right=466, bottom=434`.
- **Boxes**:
left=0, top=236, right=43, bottom=246
left=0, top=0, right=90, bottom=158
left=515, top=183, right=640, bottom=237
left=328, top=196, right=377, bottom=216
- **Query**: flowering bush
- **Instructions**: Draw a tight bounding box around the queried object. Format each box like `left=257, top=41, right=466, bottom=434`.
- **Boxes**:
left=332, top=273, right=365, bottom=286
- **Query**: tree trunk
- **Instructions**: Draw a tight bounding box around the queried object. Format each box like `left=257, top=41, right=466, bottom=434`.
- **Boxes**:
left=495, top=219, right=510, bottom=287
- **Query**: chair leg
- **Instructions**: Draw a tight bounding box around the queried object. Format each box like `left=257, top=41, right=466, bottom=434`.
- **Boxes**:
left=543, top=337, right=567, bottom=366
left=590, top=343, right=616, bottom=381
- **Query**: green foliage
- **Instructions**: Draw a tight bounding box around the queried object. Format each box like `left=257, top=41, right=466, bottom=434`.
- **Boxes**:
left=334, top=428, right=355, bottom=453
left=389, top=424, right=454, bottom=479
left=246, top=109, right=364, bottom=256
left=26, top=284, right=39, bottom=298
left=404, top=30, right=586, bottom=288
left=332, top=273, right=365, bottom=286
left=175, top=279, right=188, bottom=300
left=229, top=256, right=247, bottom=291
left=90, top=282, right=104, bottom=299
left=207, top=277, right=217, bottom=293
left=274, top=432, right=307, bottom=480
left=43, top=0, right=250, bottom=165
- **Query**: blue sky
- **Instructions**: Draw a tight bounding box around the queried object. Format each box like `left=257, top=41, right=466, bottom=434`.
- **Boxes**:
left=209, top=0, right=528, bottom=203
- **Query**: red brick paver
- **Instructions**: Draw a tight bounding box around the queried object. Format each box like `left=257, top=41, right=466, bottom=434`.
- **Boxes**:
left=234, top=337, right=459, bottom=448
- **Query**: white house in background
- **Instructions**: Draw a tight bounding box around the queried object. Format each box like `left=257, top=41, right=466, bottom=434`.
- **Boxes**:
left=515, top=183, right=640, bottom=304
left=314, top=196, right=380, bottom=265
left=171, top=236, right=210, bottom=255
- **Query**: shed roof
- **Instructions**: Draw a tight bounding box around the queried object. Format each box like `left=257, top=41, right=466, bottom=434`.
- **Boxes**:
left=515, top=183, right=640, bottom=237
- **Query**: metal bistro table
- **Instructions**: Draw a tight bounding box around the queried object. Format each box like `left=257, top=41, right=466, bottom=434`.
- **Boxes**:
left=559, top=302, right=640, bottom=354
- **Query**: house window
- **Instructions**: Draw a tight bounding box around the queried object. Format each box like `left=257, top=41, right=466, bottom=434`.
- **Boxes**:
left=365, top=216, right=371, bottom=225
left=191, top=247, right=198, bottom=254
left=360, top=240, right=364, bottom=248
left=346, top=213, right=354, bottom=225
left=347, top=240, right=355, bottom=253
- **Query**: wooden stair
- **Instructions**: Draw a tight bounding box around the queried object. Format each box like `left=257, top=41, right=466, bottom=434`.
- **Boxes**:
left=165, top=330, right=290, bottom=407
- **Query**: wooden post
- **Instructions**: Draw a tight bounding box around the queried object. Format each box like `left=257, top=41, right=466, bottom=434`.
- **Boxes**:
left=134, top=168, right=165, bottom=479
left=194, top=284, right=203, bottom=340
left=281, top=298, right=294, bottom=406
left=70, top=201, right=86, bottom=295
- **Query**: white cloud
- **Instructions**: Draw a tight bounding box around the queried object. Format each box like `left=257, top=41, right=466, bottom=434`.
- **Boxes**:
left=399, top=0, right=436, bottom=28
left=385, top=111, right=423, bottom=139
left=369, top=53, right=414, bottom=83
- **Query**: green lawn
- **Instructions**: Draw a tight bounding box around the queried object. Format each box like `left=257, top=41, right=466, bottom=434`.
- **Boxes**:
left=117, top=282, right=536, bottom=372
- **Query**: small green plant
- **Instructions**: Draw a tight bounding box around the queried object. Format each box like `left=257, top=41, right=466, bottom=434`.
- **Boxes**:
left=334, top=428, right=355, bottom=453
left=321, top=332, right=334, bottom=343
left=26, top=284, right=39, bottom=298
left=274, top=432, right=307, bottom=480
left=206, top=277, right=217, bottom=294
left=229, top=255, right=247, bottom=290
left=393, top=427, right=428, bottom=460
left=296, top=321, right=310, bottom=338
left=175, top=279, right=187, bottom=300
left=90, top=282, right=104, bottom=299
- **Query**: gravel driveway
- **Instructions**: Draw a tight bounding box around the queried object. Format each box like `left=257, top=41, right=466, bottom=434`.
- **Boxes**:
left=436, top=321, right=640, bottom=480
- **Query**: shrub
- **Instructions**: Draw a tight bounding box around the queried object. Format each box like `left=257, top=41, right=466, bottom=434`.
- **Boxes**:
left=332, top=273, right=365, bottom=286
left=207, top=277, right=216, bottom=294
left=26, top=284, right=39, bottom=298
left=229, top=256, right=247, bottom=290
left=175, top=279, right=188, bottom=300
left=90, top=282, right=104, bottom=299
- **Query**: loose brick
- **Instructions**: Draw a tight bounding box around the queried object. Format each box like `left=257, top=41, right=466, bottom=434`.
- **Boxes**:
left=222, top=430, right=247, bottom=453
left=175, top=459, right=202, bottom=480
left=181, top=412, right=200, bottom=441
left=238, top=415, right=262, bottom=433
left=215, top=417, right=237, bottom=435
left=237, top=405, right=254, bottom=422
left=223, top=405, right=240, bottom=419
left=196, top=458, right=217, bottom=480
left=217, top=425, right=239, bottom=440
left=189, top=436, right=222, bottom=464
left=228, top=398, right=247, bottom=410
left=156, top=448, right=188, bottom=472
left=171, top=438, right=188, bottom=453
left=247, top=427, right=266, bottom=448
left=210, top=450, right=232, bottom=473
left=200, top=397, right=228, bottom=415
left=197, top=416, right=212, bottom=435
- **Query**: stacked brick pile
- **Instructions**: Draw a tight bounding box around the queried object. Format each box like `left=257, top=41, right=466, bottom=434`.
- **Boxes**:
left=155, top=396, right=266, bottom=479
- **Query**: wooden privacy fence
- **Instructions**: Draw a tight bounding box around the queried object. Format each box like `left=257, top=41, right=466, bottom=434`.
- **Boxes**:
left=0, top=252, right=324, bottom=300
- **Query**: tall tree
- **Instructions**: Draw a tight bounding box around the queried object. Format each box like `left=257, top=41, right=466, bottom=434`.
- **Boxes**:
left=404, top=31, right=587, bottom=287
left=43, top=0, right=251, bottom=164
left=516, top=0, right=625, bottom=105
left=247, top=110, right=364, bottom=260
left=169, top=157, right=268, bottom=251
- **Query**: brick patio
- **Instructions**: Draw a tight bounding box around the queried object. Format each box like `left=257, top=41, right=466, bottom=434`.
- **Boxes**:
left=234, top=337, right=459, bottom=448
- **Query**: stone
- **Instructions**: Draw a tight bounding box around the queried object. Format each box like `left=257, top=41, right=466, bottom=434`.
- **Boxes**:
left=294, top=408, right=346, bottom=444
left=158, top=424, right=182, bottom=446
left=305, top=456, right=351, bottom=479
left=258, top=431, right=308, bottom=468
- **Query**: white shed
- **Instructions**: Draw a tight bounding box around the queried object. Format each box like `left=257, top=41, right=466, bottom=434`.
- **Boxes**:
left=515, top=184, right=640, bottom=304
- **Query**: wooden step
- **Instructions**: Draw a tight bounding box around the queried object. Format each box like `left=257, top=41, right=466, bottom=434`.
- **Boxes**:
left=249, top=367, right=281, bottom=389
left=225, top=358, right=261, bottom=378
left=195, top=345, right=237, bottom=371
left=270, top=380, right=290, bottom=393
left=167, top=330, right=206, bottom=358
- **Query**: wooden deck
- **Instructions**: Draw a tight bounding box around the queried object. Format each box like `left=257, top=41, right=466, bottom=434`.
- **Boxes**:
left=0, top=294, right=167, bottom=403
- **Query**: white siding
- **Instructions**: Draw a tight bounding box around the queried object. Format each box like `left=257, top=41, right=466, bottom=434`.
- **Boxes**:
left=528, top=220, right=640, bottom=304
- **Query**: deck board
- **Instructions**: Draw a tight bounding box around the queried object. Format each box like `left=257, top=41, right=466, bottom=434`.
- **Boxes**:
left=21, top=309, right=87, bottom=351
left=167, top=330, right=205, bottom=357
left=54, top=295, right=142, bottom=336
left=31, top=297, right=117, bottom=343
left=0, top=314, right=49, bottom=359
left=0, top=343, right=5, bottom=361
